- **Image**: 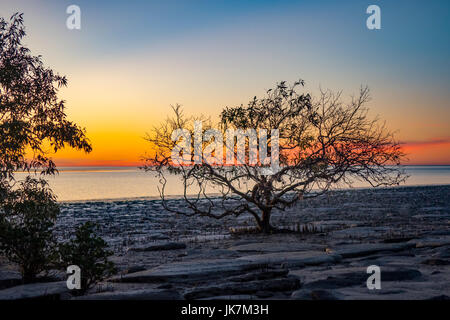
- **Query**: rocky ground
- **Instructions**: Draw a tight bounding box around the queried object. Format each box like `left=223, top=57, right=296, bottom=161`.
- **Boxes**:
left=0, top=185, right=449, bottom=300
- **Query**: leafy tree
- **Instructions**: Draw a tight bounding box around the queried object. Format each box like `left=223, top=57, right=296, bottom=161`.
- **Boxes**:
left=0, top=13, right=93, bottom=282
left=58, top=222, right=116, bottom=295
left=0, top=177, right=59, bottom=283
left=0, top=13, right=91, bottom=180
left=143, top=81, right=406, bottom=233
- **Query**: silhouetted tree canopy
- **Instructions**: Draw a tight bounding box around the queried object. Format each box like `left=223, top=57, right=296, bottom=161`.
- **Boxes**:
left=0, top=13, right=91, bottom=180
left=144, top=80, right=406, bottom=233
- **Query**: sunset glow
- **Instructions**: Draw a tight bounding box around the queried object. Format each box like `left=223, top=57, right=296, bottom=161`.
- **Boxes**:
left=2, top=0, right=448, bottom=167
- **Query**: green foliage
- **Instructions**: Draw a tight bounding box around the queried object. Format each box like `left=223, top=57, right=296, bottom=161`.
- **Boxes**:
left=0, top=13, right=91, bottom=180
left=0, top=180, right=116, bottom=289
left=0, top=177, right=59, bottom=283
left=58, top=222, right=116, bottom=294
left=0, top=13, right=107, bottom=288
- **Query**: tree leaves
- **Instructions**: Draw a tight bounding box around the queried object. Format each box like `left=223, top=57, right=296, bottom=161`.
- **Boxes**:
left=0, top=13, right=92, bottom=180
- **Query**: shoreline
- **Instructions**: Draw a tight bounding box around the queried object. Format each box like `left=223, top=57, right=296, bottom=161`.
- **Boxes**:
left=58, top=183, right=450, bottom=204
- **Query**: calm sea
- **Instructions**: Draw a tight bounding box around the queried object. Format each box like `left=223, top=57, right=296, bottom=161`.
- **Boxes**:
left=13, top=166, right=450, bottom=202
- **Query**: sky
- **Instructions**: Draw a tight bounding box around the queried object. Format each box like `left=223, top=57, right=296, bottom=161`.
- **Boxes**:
left=1, top=0, right=449, bottom=166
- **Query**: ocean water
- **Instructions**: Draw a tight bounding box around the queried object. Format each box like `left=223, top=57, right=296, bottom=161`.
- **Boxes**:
left=13, top=166, right=450, bottom=202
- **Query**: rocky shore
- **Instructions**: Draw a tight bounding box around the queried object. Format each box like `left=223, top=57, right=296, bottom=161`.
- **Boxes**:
left=1, top=185, right=449, bottom=300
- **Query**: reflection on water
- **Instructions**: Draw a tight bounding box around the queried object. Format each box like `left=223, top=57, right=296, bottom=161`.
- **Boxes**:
left=13, top=166, right=450, bottom=202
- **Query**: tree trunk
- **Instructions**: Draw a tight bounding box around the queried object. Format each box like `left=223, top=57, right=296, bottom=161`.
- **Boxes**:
left=259, top=209, right=273, bottom=233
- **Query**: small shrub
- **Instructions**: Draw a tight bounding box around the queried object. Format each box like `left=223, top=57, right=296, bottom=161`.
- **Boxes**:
left=0, top=177, right=59, bottom=283
left=58, top=222, right=116, bottom=295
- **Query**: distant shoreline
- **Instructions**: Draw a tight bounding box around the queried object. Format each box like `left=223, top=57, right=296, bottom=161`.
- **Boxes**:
left=12, top=165, right=450, bottom=202
left=58, top=183, right=450, bottom=204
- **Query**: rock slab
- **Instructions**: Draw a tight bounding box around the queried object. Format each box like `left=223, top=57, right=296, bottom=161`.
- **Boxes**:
left=184, top=277, right=301, bottom=299
left=0, top=281, right=68, bottom=300
left=129, top=242, right=186, bottom=252
left=112, top=258, right=261, bottom=283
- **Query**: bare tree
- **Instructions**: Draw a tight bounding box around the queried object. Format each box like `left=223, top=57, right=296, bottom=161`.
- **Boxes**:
left=143, top=80, right=406, bottom=233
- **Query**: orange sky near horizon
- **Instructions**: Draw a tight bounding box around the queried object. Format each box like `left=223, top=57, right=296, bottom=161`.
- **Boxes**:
left=51, top=138, right=450, bottom=168
left=32, top=57, right=450, bottom=167
left=48, top=68, right=450, bottom=167
left=49, top=76, right=450, bottom=167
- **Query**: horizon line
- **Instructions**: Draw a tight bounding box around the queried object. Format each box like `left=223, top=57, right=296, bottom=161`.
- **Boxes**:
left=52, top=163, right=450, bottom=168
